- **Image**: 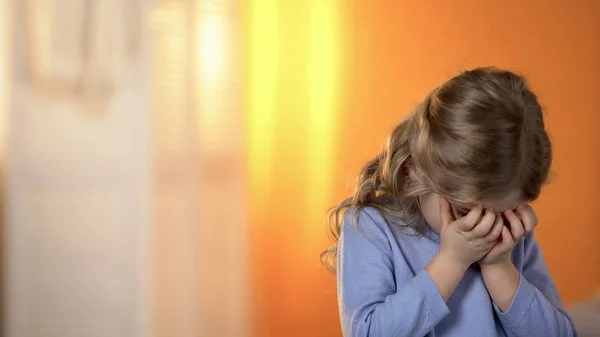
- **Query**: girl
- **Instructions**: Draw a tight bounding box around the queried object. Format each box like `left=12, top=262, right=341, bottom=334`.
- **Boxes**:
left=321, top=68, right=577, bottom=336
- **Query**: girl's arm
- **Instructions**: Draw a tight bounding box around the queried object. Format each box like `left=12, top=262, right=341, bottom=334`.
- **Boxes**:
left=338, top=209, right=462, bottom=337
left=483, top=233, right=577, bottom=337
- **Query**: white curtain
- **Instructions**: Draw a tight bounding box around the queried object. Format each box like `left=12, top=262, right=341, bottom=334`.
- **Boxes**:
left=152, top=0, right=248, bottom=336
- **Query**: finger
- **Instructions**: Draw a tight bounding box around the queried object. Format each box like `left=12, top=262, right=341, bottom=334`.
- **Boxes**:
left=469, top=208, right=496, bottom=237
left=516, top=204, right=537, bottom=233
left=504, top=209, right=525, bottom=241
left=485, top=213, right=504, bottom=242
left=460, top=205, right=484, bottom=231
left=498, top=225, right=515, bottom=250
left=438, top=197, right=454, bottom=230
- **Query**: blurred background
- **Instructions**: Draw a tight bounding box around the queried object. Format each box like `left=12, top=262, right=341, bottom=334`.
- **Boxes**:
left=1, top=0, right=599, bottom=336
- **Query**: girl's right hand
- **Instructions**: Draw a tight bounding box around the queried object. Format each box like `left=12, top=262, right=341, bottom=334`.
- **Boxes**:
left=437, top=197, right=504, bottom=271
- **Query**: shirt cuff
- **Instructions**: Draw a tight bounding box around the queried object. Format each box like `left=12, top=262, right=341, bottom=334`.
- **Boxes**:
left=415, top=270, right=450, bottom=325
left=495, top=274, right=536, bottom=328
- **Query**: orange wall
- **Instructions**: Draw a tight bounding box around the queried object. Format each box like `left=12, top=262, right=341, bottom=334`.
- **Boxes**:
left=246, top=1, right=600, bottom=336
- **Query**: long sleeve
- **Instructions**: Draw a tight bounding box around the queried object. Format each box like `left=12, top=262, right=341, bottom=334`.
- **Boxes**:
left=494, top=233, right=577, bottom=337
left=337, top=209, right=449, bottom=337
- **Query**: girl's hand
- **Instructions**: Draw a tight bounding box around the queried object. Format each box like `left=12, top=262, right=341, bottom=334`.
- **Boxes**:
left=437, top=197, right=504, bottom=271
left=479, top=205, right=538, bottom=267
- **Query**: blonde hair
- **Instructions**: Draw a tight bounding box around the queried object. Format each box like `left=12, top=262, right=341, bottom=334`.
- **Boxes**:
left=320, top=67, right=552, bottom=273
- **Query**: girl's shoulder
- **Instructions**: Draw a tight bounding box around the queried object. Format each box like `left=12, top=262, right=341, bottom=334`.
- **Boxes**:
left=342, top=206, right=417, bottom=241
left=342, top=207, right=388, bottom=232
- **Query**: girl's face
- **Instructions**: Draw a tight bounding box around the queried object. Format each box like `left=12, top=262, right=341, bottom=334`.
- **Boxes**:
left=419, top=192, right=524, bottom=233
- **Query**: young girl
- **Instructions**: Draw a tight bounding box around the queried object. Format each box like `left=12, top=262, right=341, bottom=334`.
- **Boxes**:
left=321, top=68, right=577, bottom=336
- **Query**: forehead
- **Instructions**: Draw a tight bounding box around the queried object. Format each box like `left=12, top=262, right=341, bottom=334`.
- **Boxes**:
left=451, top=191, right=523, bottom=212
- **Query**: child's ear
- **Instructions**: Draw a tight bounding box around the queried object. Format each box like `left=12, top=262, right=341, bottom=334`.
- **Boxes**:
left=406, top=157, right=420, bottom=181
left=406, top=156, right=414, bottom=173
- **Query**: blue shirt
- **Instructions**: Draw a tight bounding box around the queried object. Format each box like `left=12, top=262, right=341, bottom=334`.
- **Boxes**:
left=337, top=208, right=577, bottom=337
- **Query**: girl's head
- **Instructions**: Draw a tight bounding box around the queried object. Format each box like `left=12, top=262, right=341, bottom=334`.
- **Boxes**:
left=321, top=67, right=552, bottom=273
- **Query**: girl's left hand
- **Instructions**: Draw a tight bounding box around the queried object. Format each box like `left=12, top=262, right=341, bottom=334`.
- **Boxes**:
left=479, top=205, right=538, bottom=267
